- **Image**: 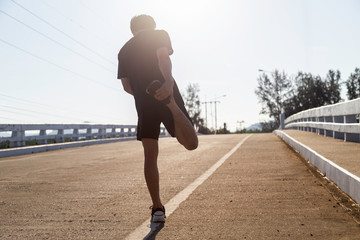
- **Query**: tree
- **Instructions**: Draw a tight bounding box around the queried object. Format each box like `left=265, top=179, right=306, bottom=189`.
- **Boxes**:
left=295, top=72, right=327, bottom=109
left=346, top=68, right=360, bottom=100
left=324, top=70, right=342, bottom=104
left=183, top=83, right=204, bottom=131
left=283, top=71, right=342, bottom=117
left=260, top=120, right=278, bottom=133
left=216, top=122, right=230, bottom=134
left=255, top=70, right=292, bottom=126
left=198, top=125, right=213, bottom=134
left=256, top=69, right=343, bottom=126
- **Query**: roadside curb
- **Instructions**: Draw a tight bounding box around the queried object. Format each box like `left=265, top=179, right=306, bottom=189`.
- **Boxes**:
left=0, top=137, right=137, bottom=158
left=274, top=130, right=360, bottom=204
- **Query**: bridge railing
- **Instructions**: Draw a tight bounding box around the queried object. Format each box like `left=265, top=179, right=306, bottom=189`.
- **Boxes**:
left=284, top=98, right=360, bottom=142
left=0, top=124, right=166, bottom=148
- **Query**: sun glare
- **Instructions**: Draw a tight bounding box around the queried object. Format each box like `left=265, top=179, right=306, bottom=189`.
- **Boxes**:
left=151, top=0, right=221, bottom=29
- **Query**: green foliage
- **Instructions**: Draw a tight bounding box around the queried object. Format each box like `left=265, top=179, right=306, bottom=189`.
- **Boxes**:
left=255, top=70, right=292, bottom=126
left=216, top=123, right=231, bottom=134
left=25, top=139, right=38, bottom=146
left=260, top=121, right=278, bottom=132
left=325, top=70, right=342, bottom=104
left=47, top=139, right=56, bottom=144
left=242, top=129, right=262, bottom=133
left=0, top=141, right=9, bottom=149
left=346, top=68, right=360, bottom=100
left=183, top=83, right=204, bottom=131
left=198, top=125, right=213, bottom=134
left=235, top=129, right=255, bottom=134
left=284, top=70, right=342, bottom=118
left=256, top=69, right=344, bottom=123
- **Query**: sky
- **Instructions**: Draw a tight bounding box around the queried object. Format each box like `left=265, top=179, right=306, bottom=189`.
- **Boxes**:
left=1, top=0, right=360, bottom=132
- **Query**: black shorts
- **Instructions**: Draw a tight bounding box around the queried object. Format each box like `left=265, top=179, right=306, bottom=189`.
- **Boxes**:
left=135, top=85, right=192, bottom=141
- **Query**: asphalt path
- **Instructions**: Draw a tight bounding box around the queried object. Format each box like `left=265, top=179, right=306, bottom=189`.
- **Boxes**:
left=0, top=134, right=359, bottom=239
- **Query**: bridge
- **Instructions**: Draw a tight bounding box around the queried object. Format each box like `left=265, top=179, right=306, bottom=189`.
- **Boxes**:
left=0, top=99, right=359, bottom=239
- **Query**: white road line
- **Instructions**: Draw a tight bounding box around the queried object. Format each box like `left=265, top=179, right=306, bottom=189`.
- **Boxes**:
left=125, top=134, right=252, bottom=240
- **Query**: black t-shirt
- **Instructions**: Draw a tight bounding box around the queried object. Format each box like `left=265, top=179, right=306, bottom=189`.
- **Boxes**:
left=117, top=30, right=173, bottom=97
left=117, top=30, right=191, bottom=133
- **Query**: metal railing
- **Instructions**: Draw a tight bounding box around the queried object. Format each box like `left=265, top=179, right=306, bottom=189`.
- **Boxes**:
left=284, top=98, right=360, bottom=142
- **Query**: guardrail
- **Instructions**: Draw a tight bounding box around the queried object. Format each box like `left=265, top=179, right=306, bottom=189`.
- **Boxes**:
left=284, top=98, right=360, bottom=142
left=0, top=124, right=167, bottom=157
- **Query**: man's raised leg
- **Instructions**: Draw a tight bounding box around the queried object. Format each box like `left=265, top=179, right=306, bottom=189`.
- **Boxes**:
left=166, top=98, right=198, bottom=150
left=146, top=80, right=198, bottom=150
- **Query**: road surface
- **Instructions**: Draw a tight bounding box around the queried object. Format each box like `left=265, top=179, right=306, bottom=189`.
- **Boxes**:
left=0, top=133, right=359, bottom=239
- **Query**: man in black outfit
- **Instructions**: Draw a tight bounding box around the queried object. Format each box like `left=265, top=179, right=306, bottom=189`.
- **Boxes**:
left=118, top=14, right=198, bottom=223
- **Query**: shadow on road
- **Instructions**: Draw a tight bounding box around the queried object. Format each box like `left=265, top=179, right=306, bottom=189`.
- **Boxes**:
left=143, top=221, right=165, bottom=240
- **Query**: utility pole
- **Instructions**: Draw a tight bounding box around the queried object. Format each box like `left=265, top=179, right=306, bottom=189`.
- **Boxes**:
left=202, top=101, right=208, bottom=129
left=201, top=95, right=226, bottom=134
left=237, top=120, right=245, bottom=132
left=202, top=100, right=214, bottom=130
left=214, top=100, right=220, bottom=134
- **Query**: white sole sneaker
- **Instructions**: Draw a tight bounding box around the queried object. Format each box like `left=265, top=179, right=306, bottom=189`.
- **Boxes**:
left=151, top=207, right=166, bottom=223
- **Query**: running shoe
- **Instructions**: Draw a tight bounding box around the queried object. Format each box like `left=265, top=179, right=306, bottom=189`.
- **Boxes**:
left=151, top=206, right=166, bottom=223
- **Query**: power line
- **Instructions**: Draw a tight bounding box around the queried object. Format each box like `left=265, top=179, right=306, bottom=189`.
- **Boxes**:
left=0, top=108, right=52, bottom=121
left=0, top=92, right=120, bottom=122
left=0, top=93, right=52, bottom=108
left=77, top=0, right=119, bottom=30
left=9, top=0, right=116, bottom=66
left=0, top=104, right=83, bottom=122
left=0, top=9, right=115, bottom=74
left=0, top=38, right=121, bottom=92
left=40, top=0, right=118, bottom=48
left=0, top=116, right=20, bottom=122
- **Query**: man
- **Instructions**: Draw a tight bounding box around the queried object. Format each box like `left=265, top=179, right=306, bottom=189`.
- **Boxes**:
left=117, top=14, right=198, bottom=223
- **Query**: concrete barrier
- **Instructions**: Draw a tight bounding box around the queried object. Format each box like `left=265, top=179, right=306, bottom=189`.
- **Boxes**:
left=275, top=130, right=360, bottom=204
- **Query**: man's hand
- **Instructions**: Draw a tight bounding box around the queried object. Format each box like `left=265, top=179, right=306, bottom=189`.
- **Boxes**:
left=155, top=80, right=173, bottom=101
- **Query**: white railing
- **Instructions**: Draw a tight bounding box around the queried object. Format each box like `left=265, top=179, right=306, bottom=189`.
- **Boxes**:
left=0, top=123, right=166, bottom=148
left=284, top=98, right=360, bottom=142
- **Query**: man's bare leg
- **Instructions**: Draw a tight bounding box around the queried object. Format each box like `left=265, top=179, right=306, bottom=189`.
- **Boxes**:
left=166, top=97, right=198, bottom=150
left=146, top=80, right=198, bottom=150
left=142, top=138, right=163, bottom=209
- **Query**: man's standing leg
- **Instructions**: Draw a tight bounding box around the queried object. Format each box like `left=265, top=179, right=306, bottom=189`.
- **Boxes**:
left=142, top=138, right=164, bottom=212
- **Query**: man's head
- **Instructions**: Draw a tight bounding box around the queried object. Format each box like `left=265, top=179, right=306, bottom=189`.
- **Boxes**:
left=130, top=14, right=156, bottom=35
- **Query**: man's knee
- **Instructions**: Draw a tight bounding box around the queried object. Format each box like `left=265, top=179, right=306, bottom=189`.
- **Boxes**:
left=184, top=138, right=198, bottom=151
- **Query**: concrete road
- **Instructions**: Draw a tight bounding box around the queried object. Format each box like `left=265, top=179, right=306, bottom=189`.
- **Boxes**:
left=0, top=134, right=359, bottom=239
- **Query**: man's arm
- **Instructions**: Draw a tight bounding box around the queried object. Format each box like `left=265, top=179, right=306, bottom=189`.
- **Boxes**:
left=155, top=46, right=174, bottom=101
left=121, top=77, right=133, bottom=95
